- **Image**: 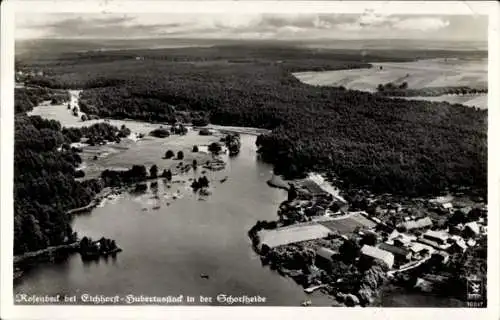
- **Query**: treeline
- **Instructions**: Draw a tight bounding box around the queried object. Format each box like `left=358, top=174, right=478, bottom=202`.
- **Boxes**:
left=14, top=115, right=104, bottom=255
left=15, top=87, right=70, bottom=114
left=101, top=165, right=148, bottom=187
left=62, top=123, right=131, bottom=144
left=376, top=83, right=488, bottom=97
left=17, top=45, right=487, bottom=197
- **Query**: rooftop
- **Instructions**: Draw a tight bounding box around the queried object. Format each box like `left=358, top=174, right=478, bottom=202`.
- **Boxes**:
left=424, top=230, right=450, bottom=241
left=316, top=247, right=337, bottom=261
left=378, top=242, right=411, bottom=257
left=464, top=222, right=480, bottom=234
left=360, top=245, right=394, bottom=266
left=401, top=217, right=433, bottom=230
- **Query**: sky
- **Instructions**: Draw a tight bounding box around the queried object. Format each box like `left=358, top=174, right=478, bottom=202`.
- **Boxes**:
left=15, top=12, right=487, bottom=42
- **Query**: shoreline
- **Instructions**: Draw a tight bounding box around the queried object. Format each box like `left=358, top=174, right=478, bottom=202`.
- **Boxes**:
left=14, top=242, right=80, bottom=271
left=266, top=174, right=290, bottom=191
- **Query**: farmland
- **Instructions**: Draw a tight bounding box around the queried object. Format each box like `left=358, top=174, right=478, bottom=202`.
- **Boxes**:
left=293, top=58, right=487, bottom=109
left=318, top=212, right=376, bottom=235
left=258, top=223, right=332, bottom=248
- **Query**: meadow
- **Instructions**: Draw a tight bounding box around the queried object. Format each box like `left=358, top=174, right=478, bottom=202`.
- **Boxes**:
left=293, top=58, right=487, bottom=108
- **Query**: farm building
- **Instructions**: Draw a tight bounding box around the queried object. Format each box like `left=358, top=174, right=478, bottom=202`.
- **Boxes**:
left=431, top=251, right=450, bottom=264
left=315, top=247, right=337, bottom=270
left=258, top=223, right=331, bottom=248
left=316, top=247, right=337, bottom=261
left=441, top=203, right=453, bottom=210
left=378, top=242, right=412, bottom=263
left=388, top=230, right=417, bottom=246
left=360, top=245, right=394, bottom=269
left=463, top=222, right=480, bottom=237
left=422, top=230, right=449, bottom=245
left=400, top=217, right=433, bottom=231
left=447, top=240, right=467, bottom=254
left=408, top=242, right=434, bottom=259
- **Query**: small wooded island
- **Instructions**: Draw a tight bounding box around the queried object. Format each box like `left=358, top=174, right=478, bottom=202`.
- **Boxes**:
left=79, top=236, right=122, bottom=260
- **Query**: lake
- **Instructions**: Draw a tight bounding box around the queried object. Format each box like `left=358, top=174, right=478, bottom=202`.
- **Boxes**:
left=17, top=102, right=463, bottom=307
left=14, top=133, right=335, bottom=306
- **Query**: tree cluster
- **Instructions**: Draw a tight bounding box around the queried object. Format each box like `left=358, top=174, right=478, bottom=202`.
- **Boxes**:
left=191, top=176, right=209, bottom=191
left=14, top=115, right=104, bottom=255
left=149, top=127, right=170, bottom=138
left=101, top=165, right=148, bottom=187
left=62, top=122, right=129, bottom=144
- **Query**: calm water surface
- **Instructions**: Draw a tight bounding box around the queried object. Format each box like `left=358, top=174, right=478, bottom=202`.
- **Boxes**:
left=14, top=132, right=461, bottom=307
left=14, top=134, right=334, bottom=306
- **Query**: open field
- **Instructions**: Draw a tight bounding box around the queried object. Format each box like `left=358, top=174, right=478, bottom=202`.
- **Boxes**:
left=28, top=97, right=227, bottom=180
left=80, top=132, right=224, bottom=180
left=399, top=94, right=487, bottom=109
left=318, top=212, right=376, bottom=234
left=259, top=223, right=332, bottom=248
left=293, top=58, right=487, bottom=108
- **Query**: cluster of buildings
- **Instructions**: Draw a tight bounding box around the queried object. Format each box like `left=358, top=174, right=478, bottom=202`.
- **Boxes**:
left=299, top=193, right=487, bottom=274
left=355, top=203, right=487, bottom=271
left=265, top=175, right=487, bottom=278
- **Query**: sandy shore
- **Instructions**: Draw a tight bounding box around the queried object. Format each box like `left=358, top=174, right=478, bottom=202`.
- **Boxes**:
left=267, top=174, right=290, bottom=190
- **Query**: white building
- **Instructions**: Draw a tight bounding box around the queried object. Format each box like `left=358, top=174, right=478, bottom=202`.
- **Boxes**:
left=360, top=245, right=394, bottom=269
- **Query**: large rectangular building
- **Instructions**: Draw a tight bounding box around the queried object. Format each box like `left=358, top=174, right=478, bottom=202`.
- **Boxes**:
left=378, top=242, right=412, bottom=263
left=360, top=245, right=395, bottom=269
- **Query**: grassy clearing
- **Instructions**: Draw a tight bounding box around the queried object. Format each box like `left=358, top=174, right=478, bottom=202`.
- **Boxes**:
left=318, top=212, right=376, bottom=234
left=293, top=58, right=487, bottom=108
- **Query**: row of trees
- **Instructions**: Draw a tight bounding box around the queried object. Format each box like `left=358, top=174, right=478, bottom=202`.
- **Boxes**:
left=164, top=150, right=184, bottom=160
left=191, top=176, right=209, bottom=191
left=376, top=83, right=487, bottom=97
left=62, top=123, right=130, bottom=144
left=100, top=165, right=148, bottom=187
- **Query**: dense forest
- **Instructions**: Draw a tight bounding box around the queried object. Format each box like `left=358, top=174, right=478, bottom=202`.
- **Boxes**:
left=14, top=45, right=488, bottom=251
left=13, top=86, right=137, bottom=254
left=14, top=115, right=105, bottom=254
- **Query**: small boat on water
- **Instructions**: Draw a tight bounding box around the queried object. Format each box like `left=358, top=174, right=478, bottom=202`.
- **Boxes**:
left=200, top=273, right=209, bottom=279
left=301, top=299, right=312, bottom=307
left=152, top=206, right=160, bottom=210
left=220, top=176, right=228, bottom=183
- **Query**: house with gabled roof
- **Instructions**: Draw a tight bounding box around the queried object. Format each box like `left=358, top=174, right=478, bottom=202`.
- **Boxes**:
left=360, top=245, right=394, bottom=269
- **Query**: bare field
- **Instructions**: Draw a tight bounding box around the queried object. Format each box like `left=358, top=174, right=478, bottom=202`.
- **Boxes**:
left=318, top=212, right=376, bottom=235
left=258, top=223, right=332, bottom=248
left=293, top=58, right=487, bottom=108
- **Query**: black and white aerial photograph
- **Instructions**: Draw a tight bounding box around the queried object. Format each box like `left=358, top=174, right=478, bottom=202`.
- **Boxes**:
left=2, top=1, right=496, bottom=317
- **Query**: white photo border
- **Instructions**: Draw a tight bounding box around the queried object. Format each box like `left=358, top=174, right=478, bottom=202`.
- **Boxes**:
left=1, top=1, right=498, bottom=319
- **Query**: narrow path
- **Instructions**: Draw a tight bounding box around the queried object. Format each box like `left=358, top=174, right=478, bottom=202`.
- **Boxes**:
left=387, top=256, right=431, bottom=276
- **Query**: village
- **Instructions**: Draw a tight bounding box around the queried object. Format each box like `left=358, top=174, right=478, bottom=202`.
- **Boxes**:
left=249, top=175, right=488, bottom=307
